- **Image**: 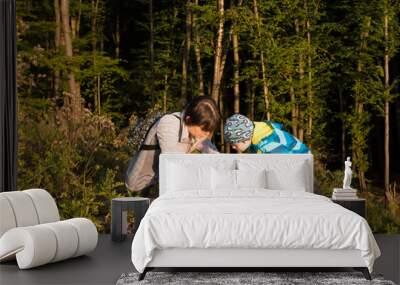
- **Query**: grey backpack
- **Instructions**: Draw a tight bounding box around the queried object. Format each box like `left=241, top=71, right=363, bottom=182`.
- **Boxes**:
left=125, top=114, right=181, bottom=192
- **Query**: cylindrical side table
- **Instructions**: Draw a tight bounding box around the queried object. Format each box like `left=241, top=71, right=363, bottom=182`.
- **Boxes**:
left=111, top=197, right=150, bottom=242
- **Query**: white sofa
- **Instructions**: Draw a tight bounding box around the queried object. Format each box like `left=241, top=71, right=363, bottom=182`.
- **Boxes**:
left=0, top=189, right=98, bottom=269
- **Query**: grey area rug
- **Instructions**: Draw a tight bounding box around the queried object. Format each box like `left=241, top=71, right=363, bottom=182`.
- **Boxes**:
left=116, top=272, right=396, bottom=285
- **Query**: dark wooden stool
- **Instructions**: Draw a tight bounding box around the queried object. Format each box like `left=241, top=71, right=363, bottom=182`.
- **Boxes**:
left=111, top=197, right=150, bottom=242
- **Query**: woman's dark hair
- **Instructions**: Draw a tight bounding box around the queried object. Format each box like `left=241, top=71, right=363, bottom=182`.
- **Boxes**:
left=183, top=96, right=221, bottom=132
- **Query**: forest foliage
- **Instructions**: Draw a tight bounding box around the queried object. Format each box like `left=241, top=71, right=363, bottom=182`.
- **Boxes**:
left=16, top=0, right=400, bottom=233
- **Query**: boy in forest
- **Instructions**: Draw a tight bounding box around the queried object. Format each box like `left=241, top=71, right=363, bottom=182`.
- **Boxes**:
left=223, top=114, right=309, bottom=154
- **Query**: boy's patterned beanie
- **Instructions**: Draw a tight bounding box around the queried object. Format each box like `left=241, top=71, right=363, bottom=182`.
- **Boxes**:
left=224, top=114, right=254, bottom=143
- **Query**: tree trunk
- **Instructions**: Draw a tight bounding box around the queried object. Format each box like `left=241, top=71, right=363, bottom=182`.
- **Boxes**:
left=306, top=14, right=313, bottom=144
left=100, top=25, right=104, bottom=52
left=384, top=4, right=390, bottom=193
left=290, top=76, right=298, bottom=137
left=162, top=6, right=177, bottom=112
left=211, top=0, right=225, bottom=103
left=295, top=18, right=305, bottom=141
left=163, top=74, right=168, bottom=112
left=219, top=91, right=225, bottom=152
left=232, top=29, right=240, bottom=113
left=149, top=0, right=155, bottom=105
left=91, top=0, right=99, bottom=51
left=219, top=27, right=232, bottom=79
left=91, top=0, right=100, bottom=114
left=60, top=0, right=81, bottom=120
left=298, top=112, right=304, bottom=142
left=354, top=17, right=371, bottom=192
left=339, top=87, right=346, bottom=163
left=232, top=0, right=242, bottom=113
left=115, top=14, right=120, bottom=58
left=71, top=17, right=77, bottom=39
left=54, top=0, right=61, bottom=98
left=253, top=0, right=270, bottom=120
left=77, top=0, right=82, bottom=36
left=181, top=0, right=192, bottom=106
left=248, top=81, right=255, bottom=121
left=97, top=75, right=101, bottom=115
left=193, top=0, right=204, bottom=97
left=162, top=6, right=178, bottom=112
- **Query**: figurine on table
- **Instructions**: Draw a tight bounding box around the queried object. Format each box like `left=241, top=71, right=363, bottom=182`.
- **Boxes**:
left=343, top=157, right=353, bottom=190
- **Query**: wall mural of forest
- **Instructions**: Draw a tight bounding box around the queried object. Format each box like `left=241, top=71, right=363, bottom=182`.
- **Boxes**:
left=16, top=0, right=400, bottom=233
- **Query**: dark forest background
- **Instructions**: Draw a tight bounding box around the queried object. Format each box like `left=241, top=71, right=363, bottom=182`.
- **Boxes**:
left=16, top=0, right=400, bottom=233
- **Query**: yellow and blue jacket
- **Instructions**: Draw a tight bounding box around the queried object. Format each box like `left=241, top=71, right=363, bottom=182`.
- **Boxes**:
left=249, top=121, right=309, bottom=154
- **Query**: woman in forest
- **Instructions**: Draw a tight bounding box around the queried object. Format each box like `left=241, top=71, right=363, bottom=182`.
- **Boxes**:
left=157, top=96, right=220, bottom=154
left=125, top=96, right=220, bottom=194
